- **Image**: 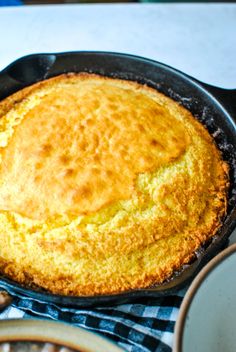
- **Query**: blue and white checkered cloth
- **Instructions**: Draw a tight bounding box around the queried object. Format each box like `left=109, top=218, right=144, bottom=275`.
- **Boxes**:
left=0, top=289, right=186, bottom=352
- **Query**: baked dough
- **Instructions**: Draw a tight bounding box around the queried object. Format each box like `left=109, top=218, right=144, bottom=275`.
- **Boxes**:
left=0, top=73, right=228, bottom=295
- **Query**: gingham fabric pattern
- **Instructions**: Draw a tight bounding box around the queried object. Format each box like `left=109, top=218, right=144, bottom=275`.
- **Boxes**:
left=0, top=290, right=186, bottom=352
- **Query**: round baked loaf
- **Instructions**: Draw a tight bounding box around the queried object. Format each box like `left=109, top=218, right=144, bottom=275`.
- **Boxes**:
left=0, top=73, right=228, bottom=296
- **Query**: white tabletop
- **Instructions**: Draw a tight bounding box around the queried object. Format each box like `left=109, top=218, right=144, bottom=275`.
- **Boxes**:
left=0, top=3, right=235, bottom=242
left=0, top=3, right=236, bottom=88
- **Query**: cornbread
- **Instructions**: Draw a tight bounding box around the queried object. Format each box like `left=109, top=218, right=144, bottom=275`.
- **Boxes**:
left=0, top=73, right=228, bottom=296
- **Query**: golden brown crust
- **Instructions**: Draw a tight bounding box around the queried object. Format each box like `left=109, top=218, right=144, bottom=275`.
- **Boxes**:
left=0, top=73, right=229, bottom=296
left=0, top=73, right=190, bottom=220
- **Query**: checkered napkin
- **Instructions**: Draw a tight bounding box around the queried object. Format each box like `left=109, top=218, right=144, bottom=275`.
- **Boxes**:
left=0, top=289, right=186, bottom=352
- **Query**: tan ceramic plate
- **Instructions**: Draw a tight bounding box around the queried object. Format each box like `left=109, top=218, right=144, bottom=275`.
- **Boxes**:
left=0, top=319, right=124, bottom=352
left=174, top=243, right=236, bottom=352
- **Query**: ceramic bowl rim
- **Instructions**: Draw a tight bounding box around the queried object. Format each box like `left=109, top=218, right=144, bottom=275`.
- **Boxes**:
left=0, top=319, right=124, bottom=352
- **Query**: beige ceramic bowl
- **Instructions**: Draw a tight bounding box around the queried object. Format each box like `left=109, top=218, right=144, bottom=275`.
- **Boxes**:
left=0, top=319, right=124, bottom=352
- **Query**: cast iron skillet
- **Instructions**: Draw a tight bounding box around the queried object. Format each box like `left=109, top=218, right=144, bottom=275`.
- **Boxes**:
left=0, top=51, right=235, bottom=307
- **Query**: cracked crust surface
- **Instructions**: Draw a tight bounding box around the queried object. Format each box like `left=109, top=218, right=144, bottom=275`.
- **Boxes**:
left=0, top=73, right=229, bottom=296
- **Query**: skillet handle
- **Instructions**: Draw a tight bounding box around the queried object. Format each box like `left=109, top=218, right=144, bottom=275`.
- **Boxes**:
left=0, top=290, right=13, bottom=312
left=0, top=53, right=56, bottom=100
left=1, top=53, right=56, bottom=85
left=199, top=82, right=236, bottom=121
